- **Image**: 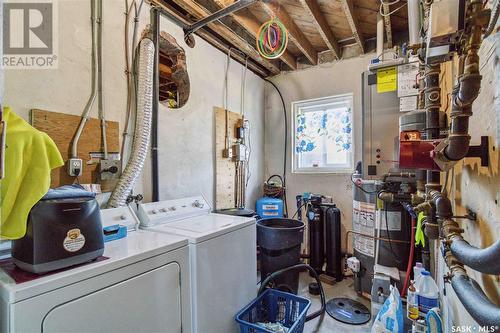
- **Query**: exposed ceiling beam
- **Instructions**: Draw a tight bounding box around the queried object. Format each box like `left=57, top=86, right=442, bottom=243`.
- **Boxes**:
left=340, top=0, right=365, bottom=54
left=298, top=0, right=341, bottom=59
left=259, top=1, right=318, bottom=65
left=149, top=0, right=270, bottom=77
left=207, top=0, right=297, bottom=70
left=381, top=3, right=393, bottom=48
left=166, top=0, right=281, bottom=75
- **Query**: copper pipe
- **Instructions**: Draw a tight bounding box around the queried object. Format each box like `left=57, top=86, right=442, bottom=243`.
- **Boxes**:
left=344, top=230, right=410, bottom=254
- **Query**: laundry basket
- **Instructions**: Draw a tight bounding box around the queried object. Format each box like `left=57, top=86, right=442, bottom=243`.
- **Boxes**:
left=235, top=289, right=311, bottom=333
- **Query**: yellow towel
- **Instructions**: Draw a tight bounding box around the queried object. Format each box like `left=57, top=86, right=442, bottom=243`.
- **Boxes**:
left=1, top=107, right=64, bottom=239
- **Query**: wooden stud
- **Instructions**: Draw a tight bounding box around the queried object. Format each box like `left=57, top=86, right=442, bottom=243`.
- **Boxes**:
left=209, top=0, right=297, bottom=70
left=148, top=0, right=270, bottom=77
left=298, top=0, right=341, bottom=59
left=381, top=2, right=393, bottom=48
left=168, top=0, right=280, bottom=75
left=259, top=1, right=318, bottom=65
left=340, top=0, right=365, bottom=54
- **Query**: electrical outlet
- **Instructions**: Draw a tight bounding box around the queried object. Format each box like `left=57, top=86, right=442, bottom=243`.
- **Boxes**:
left=100, top=159, right=121, bottom=180
left=223, top=148, right=233, bottom=159
left=68, top=158, right=83, bottom=177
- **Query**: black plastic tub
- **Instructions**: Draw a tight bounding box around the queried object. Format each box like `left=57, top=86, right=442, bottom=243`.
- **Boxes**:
left=257, top=218, right=304, bottom=294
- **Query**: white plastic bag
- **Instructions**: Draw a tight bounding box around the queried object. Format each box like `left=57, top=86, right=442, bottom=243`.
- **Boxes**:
left=371, top=285, right=404, bottom=333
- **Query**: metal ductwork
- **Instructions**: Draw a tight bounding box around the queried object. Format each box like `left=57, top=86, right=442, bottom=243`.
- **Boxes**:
left=108, top=38, right=155, bottom=208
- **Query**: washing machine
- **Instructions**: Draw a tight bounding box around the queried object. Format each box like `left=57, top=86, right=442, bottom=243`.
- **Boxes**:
left=0, top=205, right=192, bottom=333
left=137, top=196, right=257, bottom=333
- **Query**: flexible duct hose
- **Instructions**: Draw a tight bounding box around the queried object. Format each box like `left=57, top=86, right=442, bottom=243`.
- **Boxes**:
left=451, top=274, right=500, bottom=327
left=108, top=38, right=154, bottom=208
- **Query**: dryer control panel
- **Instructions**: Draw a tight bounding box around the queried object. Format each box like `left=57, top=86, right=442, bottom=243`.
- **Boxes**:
left=137, top=196, right=211, bottom=227
left=100, top=205, right=140, bottom=230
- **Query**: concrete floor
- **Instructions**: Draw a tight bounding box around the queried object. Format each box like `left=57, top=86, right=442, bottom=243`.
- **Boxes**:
left=298, top=273, right=372, bottom=333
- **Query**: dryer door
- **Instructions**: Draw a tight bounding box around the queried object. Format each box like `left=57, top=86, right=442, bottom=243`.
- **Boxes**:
left=42, top=262, right=181, bottom=333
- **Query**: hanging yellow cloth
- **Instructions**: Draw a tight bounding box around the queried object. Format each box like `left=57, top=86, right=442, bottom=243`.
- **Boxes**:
left=1, top=107, right=64, bottom=239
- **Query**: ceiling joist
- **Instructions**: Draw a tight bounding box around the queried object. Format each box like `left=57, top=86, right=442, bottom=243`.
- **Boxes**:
left=207, top=0, right=297, bottom=70
left=298, top=0, right=341, bottom=59
left=169, top=0, right=281, bottom=75
left=340, top=0, right=365, bottom=54
left=259, top=1, right=318, bottom=65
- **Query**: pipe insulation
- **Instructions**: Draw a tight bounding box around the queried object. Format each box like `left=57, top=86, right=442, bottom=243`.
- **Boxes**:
left=450, top=239, right=500, bottom=275
left=451, top=274, right=500, bottom=327
left=108, top=38, right=154, bottom=208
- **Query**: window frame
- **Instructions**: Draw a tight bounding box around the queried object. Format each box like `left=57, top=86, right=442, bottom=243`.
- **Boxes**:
left=291, top=94, right=354, bottom=174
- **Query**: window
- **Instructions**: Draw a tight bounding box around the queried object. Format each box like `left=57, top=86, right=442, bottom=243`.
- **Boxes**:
left=292, top=94, right=354, bottom=173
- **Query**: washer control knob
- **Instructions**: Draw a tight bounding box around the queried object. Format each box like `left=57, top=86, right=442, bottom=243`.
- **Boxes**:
left=169, top=206, right=177, bottom=211
left=160, top=208, right=167, bottom=213
left=120, top=215, right=127, bottom=220
left=151, top=209, right=158, bottom=215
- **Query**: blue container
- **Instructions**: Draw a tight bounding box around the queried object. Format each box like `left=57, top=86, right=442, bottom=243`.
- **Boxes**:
left=235, top=289, right=311, bottom=333
left=256, top=197, right=284, bottom=219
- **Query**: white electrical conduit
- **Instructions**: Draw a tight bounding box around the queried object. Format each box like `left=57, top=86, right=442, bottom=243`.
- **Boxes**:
left=108, top=38, right=154, bottom=207
left=96, top=0, right=108, bottom=160
left=71, top=0, right=100, bottom=159
left=376, top=12, right=384, bottom=59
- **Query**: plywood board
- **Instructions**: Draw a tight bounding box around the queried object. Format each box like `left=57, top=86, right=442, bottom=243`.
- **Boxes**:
left=31, top=109, right=119, bottom=190
left=214, top=107, right=242, bottom=209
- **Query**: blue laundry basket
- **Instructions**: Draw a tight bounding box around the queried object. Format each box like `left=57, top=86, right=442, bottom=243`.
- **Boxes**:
left=235, top=289, right=311, bottom=333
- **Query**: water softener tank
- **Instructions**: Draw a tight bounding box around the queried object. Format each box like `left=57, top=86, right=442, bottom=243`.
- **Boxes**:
left=256, top=197, right=284, bottom=219
left=323, top=203, right=343, bottom=282
left=307, top=196, right=324, bottom=275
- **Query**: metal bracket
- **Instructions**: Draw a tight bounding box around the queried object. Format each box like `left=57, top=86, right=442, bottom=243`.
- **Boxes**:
left=453, top=209, right=477, bottom=221
left=183, top=0, right=259, bottom=48
left=466, top=136, right=489, bottom=167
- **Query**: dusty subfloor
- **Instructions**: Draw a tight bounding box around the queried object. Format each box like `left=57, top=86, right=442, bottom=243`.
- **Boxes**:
left=298, top=273, right=372, bottom=333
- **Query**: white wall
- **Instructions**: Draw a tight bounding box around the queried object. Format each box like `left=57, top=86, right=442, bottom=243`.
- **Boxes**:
left=4, top=0, right=265, bottom=208
left=265, top=55, right=372, bottom=249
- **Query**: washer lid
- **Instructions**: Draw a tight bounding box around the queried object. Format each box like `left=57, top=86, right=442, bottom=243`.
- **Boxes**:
left=144, top=213, right=255, bottom=243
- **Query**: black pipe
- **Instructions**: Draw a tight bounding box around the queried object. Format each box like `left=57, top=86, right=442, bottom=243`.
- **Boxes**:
left=451, top=274, right=500, bottom=327
left=450, top=239, right=500, bottom=275
left=150, top=7, right=160, bottom=202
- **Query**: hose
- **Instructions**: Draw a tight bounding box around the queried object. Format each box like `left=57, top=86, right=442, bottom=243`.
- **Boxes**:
left=264, top=79, right=288, bottom=216
left=258, top=263, right=326, bottom=322
left=108, top=38, right=154, bottom=207
left=401, top=216, right=416, bottom=297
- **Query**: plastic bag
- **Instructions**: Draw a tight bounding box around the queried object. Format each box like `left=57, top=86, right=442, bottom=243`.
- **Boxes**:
left=371, top=285, right=404, bottom=333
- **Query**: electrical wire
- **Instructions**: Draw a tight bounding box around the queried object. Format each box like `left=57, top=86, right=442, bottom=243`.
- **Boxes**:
left=264, top=79, right=288, bottom=217
left=379, top=2, right=408, bottom=17
left=350, top=173, right=379, bottom=194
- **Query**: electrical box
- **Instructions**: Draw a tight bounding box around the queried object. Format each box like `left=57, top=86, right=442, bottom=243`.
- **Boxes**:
left=426, top=0, right=465, bottom=64
left=361, top=71, right=401, bottom=179
left=67, top=158, right=83, bottom=177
